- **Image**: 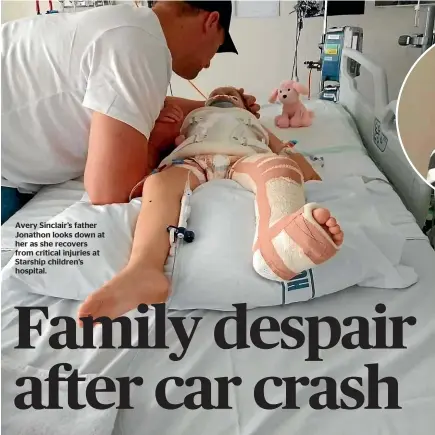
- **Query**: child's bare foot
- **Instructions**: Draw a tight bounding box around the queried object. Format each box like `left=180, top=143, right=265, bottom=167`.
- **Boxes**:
left=312, top=207, right=344, bottom=246
left=77, top=265, right=169, bottom=326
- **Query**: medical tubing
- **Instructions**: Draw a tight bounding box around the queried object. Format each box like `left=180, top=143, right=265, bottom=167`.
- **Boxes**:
left=179, top=171, right=192, bottom=229
left=168, top=171, right=192, bottom=257
left=292, top=14, right=303, bottom=81
left=128, top=177, right=147, bottom=202
left=166, top=171, right=193, bottom=318
left=308, top=69, right=312, bottom=100
left=188, top=81, right=207, bottom=100
left=414, top=0, right=421, bottom=27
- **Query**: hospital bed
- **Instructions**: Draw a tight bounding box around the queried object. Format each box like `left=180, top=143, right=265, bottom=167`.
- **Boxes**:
left=2, top=48, right=435, bottom=435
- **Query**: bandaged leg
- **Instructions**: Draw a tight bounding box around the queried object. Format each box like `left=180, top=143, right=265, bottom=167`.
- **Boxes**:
left=229, top=154, right=343, bottom=281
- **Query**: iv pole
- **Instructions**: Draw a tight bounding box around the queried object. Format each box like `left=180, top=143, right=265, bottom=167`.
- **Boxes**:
left=398, top=4, right=435, bottom=53
left=322, top=0, right=329, bottom=44
left=318, top=0, right=329, bottom=93
left=422, top=5, right=435, bottom=52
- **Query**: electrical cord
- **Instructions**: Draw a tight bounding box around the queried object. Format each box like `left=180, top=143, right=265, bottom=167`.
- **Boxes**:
left=187, top=81, right=207, bottom=100
left=291, top=11, right=303, bottom=81
left=291, top=1, right=324, bottom=81
left=308, top=68, right=312, bottom=99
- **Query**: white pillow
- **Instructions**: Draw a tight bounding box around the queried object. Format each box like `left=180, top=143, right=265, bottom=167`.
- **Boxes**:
left=168, top=178, right=418, bottom=310
left=1, top=199, right=145, bottom=300
left=1, top=178, right=417, bottom=311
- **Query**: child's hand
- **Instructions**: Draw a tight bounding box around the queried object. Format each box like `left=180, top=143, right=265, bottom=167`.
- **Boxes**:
left=238, top=88, right=261, bottom=119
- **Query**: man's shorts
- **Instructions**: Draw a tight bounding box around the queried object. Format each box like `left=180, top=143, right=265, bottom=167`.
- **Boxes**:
left=1, top=187, right=34, bottom=225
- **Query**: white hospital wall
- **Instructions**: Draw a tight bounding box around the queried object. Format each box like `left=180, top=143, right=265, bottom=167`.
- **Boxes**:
left=1, top=1, right=61, bottom=22
left=170, top=1, right=426, bottom=104
left=0, top=1, right=120, bottom=21
left=1, top=1, right=426, bottom=103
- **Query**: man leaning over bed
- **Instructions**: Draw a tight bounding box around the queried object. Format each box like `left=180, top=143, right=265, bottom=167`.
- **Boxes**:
left=1, top=1, right=259, bottom=224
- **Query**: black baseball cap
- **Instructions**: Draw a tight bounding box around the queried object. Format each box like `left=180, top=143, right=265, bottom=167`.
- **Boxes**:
left=184, top=1, right=238, bottom=54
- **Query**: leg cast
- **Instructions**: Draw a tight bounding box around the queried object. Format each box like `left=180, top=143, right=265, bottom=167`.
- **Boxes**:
left=229, top=154, right=343, bottom=281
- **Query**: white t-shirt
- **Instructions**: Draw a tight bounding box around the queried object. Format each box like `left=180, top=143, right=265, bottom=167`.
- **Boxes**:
left=1, top=5, right=172, bottom=192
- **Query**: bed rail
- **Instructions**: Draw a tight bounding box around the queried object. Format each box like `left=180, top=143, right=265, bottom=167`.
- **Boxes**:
left=339, top=48, right=431, bottom=228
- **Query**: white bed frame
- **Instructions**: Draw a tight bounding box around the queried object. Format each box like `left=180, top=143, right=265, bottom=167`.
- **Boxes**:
left=339, top=48, right=432, bottom=228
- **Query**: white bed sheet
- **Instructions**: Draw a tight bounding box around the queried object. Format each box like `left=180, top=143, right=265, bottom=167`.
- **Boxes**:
left=261, top=99, right=364, bottom=151
left=1, top=240, right=434, bottom=435
left=2, top=99, right=435, bottom=434
left=261, top=100, right=383, bottom=181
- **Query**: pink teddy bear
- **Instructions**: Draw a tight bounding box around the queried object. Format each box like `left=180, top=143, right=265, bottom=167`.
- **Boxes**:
left=269, top=80, right=314, bottom=128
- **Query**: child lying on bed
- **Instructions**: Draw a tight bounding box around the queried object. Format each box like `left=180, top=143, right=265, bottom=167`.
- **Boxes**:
left=77, top=87, right=344, bottom=323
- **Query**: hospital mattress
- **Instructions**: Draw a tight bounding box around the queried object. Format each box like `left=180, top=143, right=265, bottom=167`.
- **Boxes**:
left=2, top=99, right=435, bottom=435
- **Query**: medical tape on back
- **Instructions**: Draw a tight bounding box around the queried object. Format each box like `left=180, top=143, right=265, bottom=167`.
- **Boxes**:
left=226, top=114, right=269, bottom=152
left=241, top=116, right=270, bottom=144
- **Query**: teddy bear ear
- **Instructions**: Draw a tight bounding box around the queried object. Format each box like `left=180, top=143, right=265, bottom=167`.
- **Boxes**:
left=269, top=88, right=279, bottom=103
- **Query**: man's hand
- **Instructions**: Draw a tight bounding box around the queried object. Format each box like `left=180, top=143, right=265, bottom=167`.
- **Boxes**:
left=238, top=88, right=261, bottom=119
left=148, top=104, right=185, bottom=171
left=156, top=102, right=184, bottom=124
left=165, top=96, right=204, bottom=117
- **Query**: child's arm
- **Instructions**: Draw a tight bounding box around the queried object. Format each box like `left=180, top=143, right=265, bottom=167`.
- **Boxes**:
left=263, top=127, right=321, bottom=181
left=264, top=127, right=289, bottom=154
left=286, top=152, right=322, bottom=181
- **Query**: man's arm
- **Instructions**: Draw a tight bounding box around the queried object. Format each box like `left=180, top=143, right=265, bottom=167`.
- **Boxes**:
left=80, top=26, right=172, bottom=204
left=84, top=112, right=149, bottom=205
left=165, top=96, right=204, bottom=117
